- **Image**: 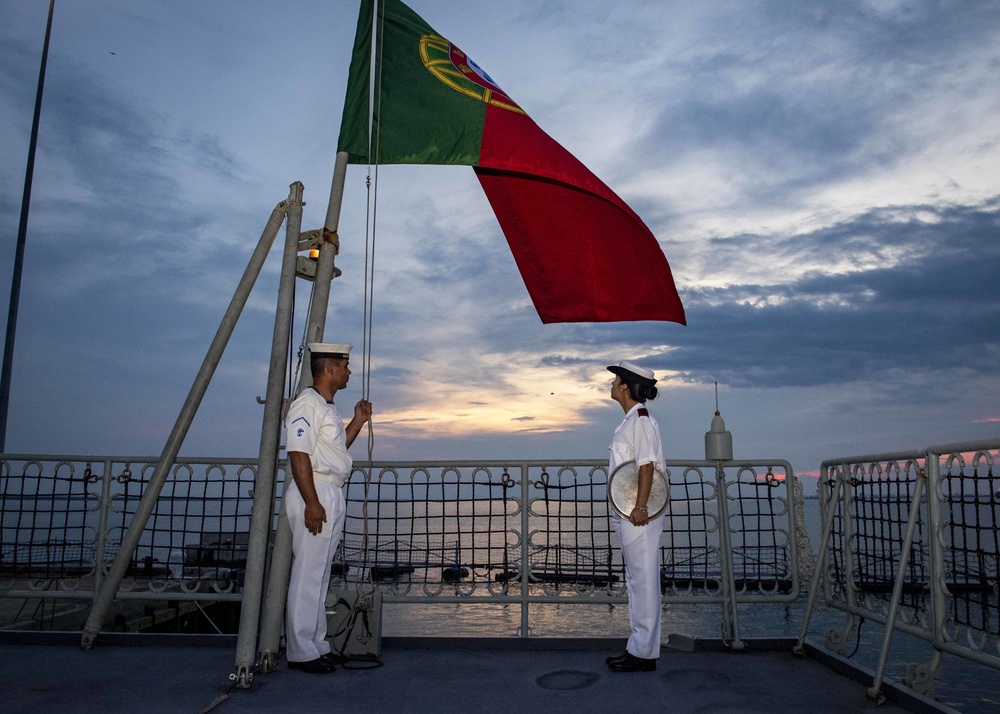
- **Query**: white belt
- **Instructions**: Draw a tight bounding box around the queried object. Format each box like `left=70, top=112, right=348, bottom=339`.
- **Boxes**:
left=312, top=471, right=344, bottom=485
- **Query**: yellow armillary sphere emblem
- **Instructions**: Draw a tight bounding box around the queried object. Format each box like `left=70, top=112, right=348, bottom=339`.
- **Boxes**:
left=419, top=34, right=525, bottom=114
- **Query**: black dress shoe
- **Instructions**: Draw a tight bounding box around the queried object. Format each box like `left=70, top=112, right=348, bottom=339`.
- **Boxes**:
left=321, top=652, right=349, bottom=665
left=288, top=657, right=336, bottom=674
left=605, top=651, right=629, bottom=665
left=607, top=653, right=656, bottom=672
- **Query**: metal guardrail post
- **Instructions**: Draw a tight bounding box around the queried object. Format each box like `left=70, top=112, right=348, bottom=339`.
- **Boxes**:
left=520, top=463, right=530, bottom=637
left=232, top=183, right=304, bottom=688
left=785, top=468, right=802, bottom=595
left=917, top=449, right=946, bottom=688
left=866, top=464, right=927, bottom=703
left=923, top=442, right=1000, bottom=669
left=91, top=458, right=113, bottom=601
left=79, top=200, right=289, bottom=650
left=825, top=464, right=858, bottom=653
left=715, top=462, right=745, bottom=650
left=794, top=464, right=845, bottom=654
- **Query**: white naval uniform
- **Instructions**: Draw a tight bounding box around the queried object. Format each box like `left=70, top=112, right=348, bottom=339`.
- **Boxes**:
left=284, top=388, right=353, bottom=663
left=609, top=402, right=667, bottom=660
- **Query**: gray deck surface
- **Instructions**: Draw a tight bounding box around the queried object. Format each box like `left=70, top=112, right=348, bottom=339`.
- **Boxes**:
left=0, top=635, right=956, bottom=714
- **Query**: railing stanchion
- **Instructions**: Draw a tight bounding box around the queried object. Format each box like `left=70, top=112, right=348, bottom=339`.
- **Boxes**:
left=92, top=458, right=113, bottom=605
left=866, top=466, right=927, bottom=703
left=520, top=462, right=530, bottom=637
left=715, top=461, right=745, bottom=650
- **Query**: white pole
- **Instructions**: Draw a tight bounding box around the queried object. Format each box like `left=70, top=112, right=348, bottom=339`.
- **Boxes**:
left=232, top=182, right=305, bottom=688
left=257, top=151, right=350, bottom=669
left=295, top=152, right=349, bottom=393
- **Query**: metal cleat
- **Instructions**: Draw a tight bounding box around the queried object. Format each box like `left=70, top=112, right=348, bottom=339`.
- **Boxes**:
left=229, top=665, right=254, bottom=689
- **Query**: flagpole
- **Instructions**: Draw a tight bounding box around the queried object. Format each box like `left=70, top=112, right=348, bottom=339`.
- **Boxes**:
left=257, top=0, right=369, bottom=670
left=304, top=151, right=349, bottom=377
left=231, top=182, right=304, bottom=687
left=0, top=0, right=55, bottom=453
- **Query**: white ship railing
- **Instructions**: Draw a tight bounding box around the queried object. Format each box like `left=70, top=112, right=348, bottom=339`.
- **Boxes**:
left=796, top=438, right=1000, bottom=703
left=0, top=454, right=800, bottom=641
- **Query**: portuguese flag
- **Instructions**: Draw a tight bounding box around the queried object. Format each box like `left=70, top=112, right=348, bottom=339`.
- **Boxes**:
left=338, top=0, right=686, bottom=325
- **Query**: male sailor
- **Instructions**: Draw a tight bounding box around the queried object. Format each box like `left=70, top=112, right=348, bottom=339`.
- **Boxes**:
left=284, top=343, right=372, bottom=674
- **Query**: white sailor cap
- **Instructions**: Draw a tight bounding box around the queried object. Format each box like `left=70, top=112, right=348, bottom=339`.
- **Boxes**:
left=607, top=360, right=656, bottom=384
left=308, top=343, right=352, bottom=359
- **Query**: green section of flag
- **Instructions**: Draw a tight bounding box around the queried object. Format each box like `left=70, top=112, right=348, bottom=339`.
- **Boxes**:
left=337, top=0, right=374, bottom=163
left=337, top=0, right=486, bottom=166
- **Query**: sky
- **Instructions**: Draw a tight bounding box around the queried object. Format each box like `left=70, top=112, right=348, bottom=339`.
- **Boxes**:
left=1, top=0, right=998, bottom=496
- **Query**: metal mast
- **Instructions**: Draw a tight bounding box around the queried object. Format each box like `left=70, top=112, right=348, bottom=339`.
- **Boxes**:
left=1, top=0, right=56, bottom=452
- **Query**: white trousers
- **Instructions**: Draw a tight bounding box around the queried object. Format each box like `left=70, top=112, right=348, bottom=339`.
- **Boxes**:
left=285, top=479, right=346, bottom=662
left=614, top=513, right=665, bottom=659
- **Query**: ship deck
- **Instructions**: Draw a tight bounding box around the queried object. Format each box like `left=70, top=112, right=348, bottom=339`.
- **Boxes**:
left=0, top=633, right=956, bottom=714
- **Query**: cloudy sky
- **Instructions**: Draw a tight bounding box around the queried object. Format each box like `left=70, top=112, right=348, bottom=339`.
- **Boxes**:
left=1, top=0, right=997, bottom=494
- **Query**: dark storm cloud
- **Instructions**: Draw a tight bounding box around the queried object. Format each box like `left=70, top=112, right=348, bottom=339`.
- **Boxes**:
left=556, top=200, right=1000, bottom=390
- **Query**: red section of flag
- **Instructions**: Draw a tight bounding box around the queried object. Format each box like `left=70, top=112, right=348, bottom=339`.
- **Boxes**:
left=475, top=104, right=686, bottom=324
left=479, top=104, right=615, bottom=205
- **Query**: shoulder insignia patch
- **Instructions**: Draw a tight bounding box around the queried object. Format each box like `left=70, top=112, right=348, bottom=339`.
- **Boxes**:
left=637, top=408, right=649, bottom=417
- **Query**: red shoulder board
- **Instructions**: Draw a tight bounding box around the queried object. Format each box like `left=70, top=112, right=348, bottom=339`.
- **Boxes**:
left=637, top=408, right=649, bottom=417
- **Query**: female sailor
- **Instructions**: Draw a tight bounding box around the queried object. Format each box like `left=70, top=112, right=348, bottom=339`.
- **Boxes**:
left=605, top=360, right=667, bottom=672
